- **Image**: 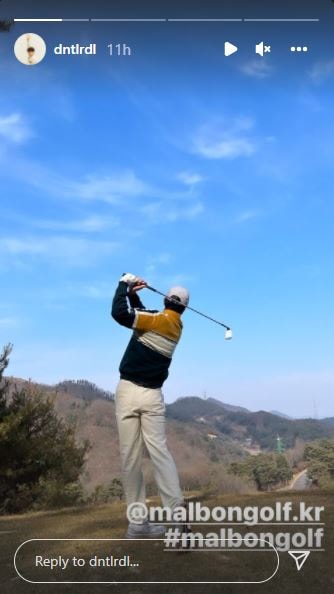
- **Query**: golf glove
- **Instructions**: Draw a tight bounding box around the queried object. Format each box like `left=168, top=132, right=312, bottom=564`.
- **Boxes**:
left=120, top=272, right=139, bottom=286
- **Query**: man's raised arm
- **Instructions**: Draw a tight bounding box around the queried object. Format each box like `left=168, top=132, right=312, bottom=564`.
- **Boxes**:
left=111, top=273, right=146, bottom=328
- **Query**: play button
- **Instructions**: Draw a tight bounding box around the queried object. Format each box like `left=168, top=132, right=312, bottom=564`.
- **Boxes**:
left=224, top=41, right=238, bottom=57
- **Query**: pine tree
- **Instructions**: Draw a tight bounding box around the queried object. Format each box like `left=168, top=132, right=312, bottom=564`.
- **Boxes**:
left=0, top=345, right=90, bottom=513
left=305, top=439, right=334, bottom=486
left=0, top=344, right=12, bottom=419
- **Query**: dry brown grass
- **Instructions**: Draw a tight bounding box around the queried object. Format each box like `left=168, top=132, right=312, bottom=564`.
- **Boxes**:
left=1, top=489, right=333, bottom=594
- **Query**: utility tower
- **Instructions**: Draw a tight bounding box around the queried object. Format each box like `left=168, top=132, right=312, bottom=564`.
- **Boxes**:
left=276, top=435, right=284, bottom=454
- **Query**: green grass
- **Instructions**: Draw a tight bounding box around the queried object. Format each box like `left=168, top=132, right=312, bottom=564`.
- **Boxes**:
left=1, top=489, right=333, bottom=594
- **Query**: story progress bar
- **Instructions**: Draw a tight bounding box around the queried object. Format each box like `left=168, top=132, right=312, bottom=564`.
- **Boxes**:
left=13, top=18, right=320, bottom=23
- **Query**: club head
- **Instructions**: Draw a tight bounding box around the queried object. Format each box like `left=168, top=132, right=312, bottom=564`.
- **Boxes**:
left=225, top=329, right=233, bottom=340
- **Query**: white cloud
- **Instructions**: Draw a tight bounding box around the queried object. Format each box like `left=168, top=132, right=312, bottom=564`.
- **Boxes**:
left=74, top=282, right=114, bottom=299
left=240, top=60, right=272, bottom=79
left=0, top=155, right=150, bottom=206
left=0, top=123, right=203, bottom=217
left=193, top=118, right=257, bottom=159
left=166, top=273, right=195, bottom=286
left=66, top=171, right=149, bottom=203
left=177, top=171, right=204, bottom=186
left=0, top=133, right=203, bottom=226
left=142, top=201, right=204, bottom=223
left=145, top=253, right=171, bottom=275
left=235, top=209, right=262, bottom=223
left=165, top=202, right=204, bottom=221
left=0, top=238, right=46, bottom=255
left=0, top=113, right=32, bottom=143
left=201, top=138, right=254, bottom=159
left=0, top=236, right=119, bottom=266
left=309, top=60, right=334, bottom=84
left=0, top=317, right=20, bottom=328
left=33, top=215, right=119, bottom=232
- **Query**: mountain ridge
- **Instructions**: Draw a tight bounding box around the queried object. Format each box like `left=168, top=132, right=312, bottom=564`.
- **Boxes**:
left=5, top=377, right=333, bottom=494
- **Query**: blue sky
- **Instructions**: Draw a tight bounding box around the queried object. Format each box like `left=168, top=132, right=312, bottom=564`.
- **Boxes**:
left=0, top=18, right=333, bottom=418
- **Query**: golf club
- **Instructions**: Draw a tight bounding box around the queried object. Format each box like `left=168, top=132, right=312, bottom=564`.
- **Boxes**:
left=146, top=285, right=233, bottom=340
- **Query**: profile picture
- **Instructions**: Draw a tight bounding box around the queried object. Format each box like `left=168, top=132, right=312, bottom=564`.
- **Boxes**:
left=14, top=33, right=46, bottom=65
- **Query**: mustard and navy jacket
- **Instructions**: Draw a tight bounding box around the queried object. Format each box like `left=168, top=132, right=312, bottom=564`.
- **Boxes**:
left=111, top=281, right=183, bottom=388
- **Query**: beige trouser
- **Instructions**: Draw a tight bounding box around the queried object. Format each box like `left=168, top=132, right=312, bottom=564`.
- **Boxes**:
left=115, top=378, right=184, bottom=512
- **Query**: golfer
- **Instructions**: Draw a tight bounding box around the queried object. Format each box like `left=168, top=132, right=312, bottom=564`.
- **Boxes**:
left=111, top=273, right=189, bottom=538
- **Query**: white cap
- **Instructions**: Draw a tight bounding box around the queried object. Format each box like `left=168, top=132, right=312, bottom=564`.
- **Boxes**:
left=166, top=286, right=190, bottom=307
